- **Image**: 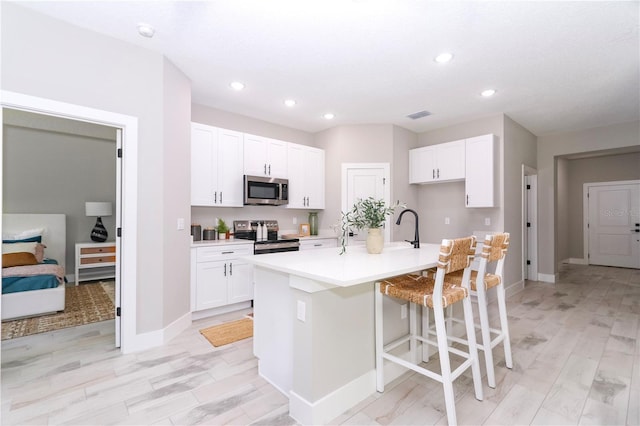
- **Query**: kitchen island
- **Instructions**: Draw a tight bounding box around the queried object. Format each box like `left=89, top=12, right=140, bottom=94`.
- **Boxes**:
left=244, top=242, right=441, bottom=425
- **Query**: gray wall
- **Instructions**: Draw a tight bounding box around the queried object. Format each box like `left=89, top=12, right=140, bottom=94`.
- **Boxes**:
left=503, top=115, right=538, bottom=286
left=2, top=110, right=117, bottom=274
left=416, top=114, right=504, bottom=243
left=566, top=152, right=640, bottom=259
left=537, top=120, right=640, bottom=276
left=2, top=2, right=192, bottom=333
left=556, top=157, right=571, bottom=264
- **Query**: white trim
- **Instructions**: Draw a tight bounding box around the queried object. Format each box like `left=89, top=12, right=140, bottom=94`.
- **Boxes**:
left=1, top=90, right=139, bottom=354
left=522, top=165, right=538, bottom=282
left=563, top=258, right=588, bottom=265
left=537, top=273, right=556, bottom=283
left=505, top=280, right=525, bottom=296
left=583, top=179, right=640, bottom=268
left=190, top=301, right=252, bottom=321
left=289, top=370, right=376, bottom=426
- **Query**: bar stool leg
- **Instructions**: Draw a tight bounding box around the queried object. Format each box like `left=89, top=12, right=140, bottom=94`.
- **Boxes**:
left=463, top=294, right=484, bottom=400
left=476, top=285, right=496, bottom=388
left=421, top=305, right=430, bottom=362
left=497, top=283, right=513, bottom=369
left=433, top=302, right=457, bottom=426
left=409, top=302, right=418, bottom=364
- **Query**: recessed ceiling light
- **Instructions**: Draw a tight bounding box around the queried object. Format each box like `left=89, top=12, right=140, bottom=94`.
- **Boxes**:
left=230, top=81, right=245, bottom=91
left=481, top=89, right=496, bottom=97
left=137, top=23, right=155, bottom=38
left=323, top=113, right=335, bottom=120
left=434, top=52, right=454, bottom=63
left=284, top=99, right=296, bottom=107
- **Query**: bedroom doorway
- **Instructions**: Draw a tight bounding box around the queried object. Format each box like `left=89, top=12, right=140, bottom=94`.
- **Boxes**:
left=1, top=91, right=139, bottom=352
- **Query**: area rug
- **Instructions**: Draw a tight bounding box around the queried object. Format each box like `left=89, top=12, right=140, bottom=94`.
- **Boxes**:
left=200, top=317, right=253, bottom=347
left=1, top=281, right=115, bottom=340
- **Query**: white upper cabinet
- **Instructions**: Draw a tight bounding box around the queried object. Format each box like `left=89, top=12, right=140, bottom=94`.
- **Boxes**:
left=465, top=134, right=497, bottom=208
left=191, top=123, right=244, bottom=207
left=409, top=140, right=465, bottom=184
left=287, top=143, right=325, bottom=209
left=244, top=134, right=288, bottom=178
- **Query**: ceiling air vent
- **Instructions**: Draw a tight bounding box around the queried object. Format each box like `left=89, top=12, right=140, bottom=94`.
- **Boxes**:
left=406, top=110, right=432, bottom=120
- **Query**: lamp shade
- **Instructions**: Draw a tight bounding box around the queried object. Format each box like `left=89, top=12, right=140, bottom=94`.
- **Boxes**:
left=85, top=202, right=112, bottom=217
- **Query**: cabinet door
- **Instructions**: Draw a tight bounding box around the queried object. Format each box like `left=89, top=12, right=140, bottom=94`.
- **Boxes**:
left=244, top=134, right=269, bottom=176
left=465, top=134, right=496, bottom=207
left=409, top=146, right=437, bottom=184
left=436, top=140, right=465, bottom=181
left=266, top=138, right=288, bottom=178
left=227, top=260, right=254, bottom=304
left=286, top=143, right=306, bottom=208
left=191, top=123, right=217, bottom=205
left=305, top=147, right=325, bottom=209
left=217, top=128, right=244, bottom=207
left=196, top=261, right=227, bottom=310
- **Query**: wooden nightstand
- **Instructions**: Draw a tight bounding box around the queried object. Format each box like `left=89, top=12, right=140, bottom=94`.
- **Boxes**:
left=75, top=241, right=116, bottom=285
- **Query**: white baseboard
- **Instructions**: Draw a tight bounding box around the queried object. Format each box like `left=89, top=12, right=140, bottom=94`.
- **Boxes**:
left=289, top=370, right=376, bottom=425
left=191, top=301, right=252, bottom=321
left=121, top=311, right=191, bottom=354
left=537, top=273, right=556, bottom=283
left=565, top=258, right=588, bottom=265
left=505, top=280, right=525, bottom=297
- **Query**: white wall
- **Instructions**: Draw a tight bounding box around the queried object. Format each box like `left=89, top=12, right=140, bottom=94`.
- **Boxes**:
left=1, top=3, right=191, bottom=335
left=537, top=120, right=640, bottom=276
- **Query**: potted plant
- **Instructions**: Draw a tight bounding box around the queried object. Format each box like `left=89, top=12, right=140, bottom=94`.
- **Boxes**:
left=217, top=218, right=230, bottom=239
left=341, top=197, right=404, bottom=254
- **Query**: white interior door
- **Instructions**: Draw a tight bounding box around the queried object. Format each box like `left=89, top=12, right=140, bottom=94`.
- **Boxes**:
left=525, top=173, right=538, bottom=280
left=115, top=129, right=122, bottom=347
left=587, top=181, right=640, bottom=268
left=341, top=163, right=391, bottom=243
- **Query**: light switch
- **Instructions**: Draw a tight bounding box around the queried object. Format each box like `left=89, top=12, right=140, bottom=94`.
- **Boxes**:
left=297, top=300, right=306, bottom=322
left=177, top=218, right=185, bottom=230
left=401, top=304, right=408, bottom=319
left=445, top=217, right=450, bottom=225
left=293, top=217, right=297, bottom=225
left=484, top=217, right=491, bottom=226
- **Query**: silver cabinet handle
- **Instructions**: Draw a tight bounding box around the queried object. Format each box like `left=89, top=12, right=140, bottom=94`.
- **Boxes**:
left=221, top=251, right=235, bottom=254
left=437, top=168, right=440, bottom=178
left=214, top=191, right=217, bottom=203
left=268, top=164, right=271, bottom=175
left=466, top=195, right=469, bottom=205
left=230, top=262, right=233, bottom=275
left=432, top=169, right=435, bottom=179
left=264, top=164, right=267, bottom=174
left=224, top=263, right=227, bottom=276
left=220, top=192, right=223, bottom=203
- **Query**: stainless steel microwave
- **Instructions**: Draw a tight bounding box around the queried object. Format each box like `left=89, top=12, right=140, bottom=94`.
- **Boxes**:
left=243, top=175, right=289, bottom=206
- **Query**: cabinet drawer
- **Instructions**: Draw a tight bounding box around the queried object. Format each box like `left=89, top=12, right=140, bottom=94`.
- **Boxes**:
left=80, top=246, right=116, bottom=255
left=80, top=255, right=116, bottom=265
left=196, top=245, right=252, bottom=262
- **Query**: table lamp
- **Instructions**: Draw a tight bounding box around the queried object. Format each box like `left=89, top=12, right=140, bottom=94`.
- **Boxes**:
left=85, top=201, right=112, bottom=242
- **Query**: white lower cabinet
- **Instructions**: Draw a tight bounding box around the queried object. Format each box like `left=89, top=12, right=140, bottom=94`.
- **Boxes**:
left=299, top=238, right=338, bottom=250
left=191, top=244, right=253, bottom=312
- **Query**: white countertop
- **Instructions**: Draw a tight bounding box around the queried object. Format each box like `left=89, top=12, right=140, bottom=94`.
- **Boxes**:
left=191, top=239, right=253, bottom=248
left=244, top=242, right=441, bottom=287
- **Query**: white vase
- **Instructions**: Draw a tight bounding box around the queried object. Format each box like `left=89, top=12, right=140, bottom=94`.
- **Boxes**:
left=366, top=227, right=384, bottom=254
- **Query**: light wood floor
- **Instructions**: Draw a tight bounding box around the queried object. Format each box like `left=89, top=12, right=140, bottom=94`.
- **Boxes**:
left=2, top=264, right=639, bottom=425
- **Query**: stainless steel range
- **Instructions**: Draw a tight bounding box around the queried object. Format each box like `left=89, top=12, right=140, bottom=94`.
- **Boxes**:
left=233, top=220, right=300, bottom=254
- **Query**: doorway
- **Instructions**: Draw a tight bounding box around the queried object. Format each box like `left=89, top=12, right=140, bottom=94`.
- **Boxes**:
left=1, top=90, right=138, bottom=352
left=584, top=180, right=640, bottom=269
left=341, top=163, right=391, bottom=244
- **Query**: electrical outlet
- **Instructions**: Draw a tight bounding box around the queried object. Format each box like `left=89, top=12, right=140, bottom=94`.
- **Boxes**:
left=445, top=217, right=450, bottom=225
left=401, top=304, right=408, bottom=319
left=297, top=300, right=306, bottom=322
left=485, top=217, right=491, bottom=226
left=293, top=217, right=297, bottom=225
left=177, top=218, right=185, bottom=230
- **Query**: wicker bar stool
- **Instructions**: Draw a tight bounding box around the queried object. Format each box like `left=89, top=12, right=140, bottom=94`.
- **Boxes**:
left=439, top=232, right=512, bottom=389
left=374, top=236, right=483, bottom=426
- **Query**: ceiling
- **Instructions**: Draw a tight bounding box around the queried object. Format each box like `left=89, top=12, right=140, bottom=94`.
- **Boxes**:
left=13, top=1, right=640, bottom=136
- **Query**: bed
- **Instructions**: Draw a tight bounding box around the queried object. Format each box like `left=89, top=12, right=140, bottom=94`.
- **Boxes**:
left=2, top=214, right=67, bottom=321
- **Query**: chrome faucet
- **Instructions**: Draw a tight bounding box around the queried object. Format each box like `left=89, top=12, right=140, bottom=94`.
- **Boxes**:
left=396, top=209, right=420, bottom=248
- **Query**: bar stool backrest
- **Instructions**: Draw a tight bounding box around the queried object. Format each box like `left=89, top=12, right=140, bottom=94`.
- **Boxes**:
left=437, top=236, right=477, bottom=274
